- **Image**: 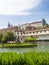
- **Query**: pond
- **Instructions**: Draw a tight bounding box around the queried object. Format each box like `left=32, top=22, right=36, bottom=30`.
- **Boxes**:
left=0, top=43, right=49, bottom=53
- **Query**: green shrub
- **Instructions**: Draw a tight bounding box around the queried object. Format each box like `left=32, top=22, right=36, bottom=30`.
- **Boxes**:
left=24, top=37, right=36, bottom=43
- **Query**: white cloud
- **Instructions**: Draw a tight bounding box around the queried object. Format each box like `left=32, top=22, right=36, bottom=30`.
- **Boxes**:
left=0, top=0, right=41, bottom=15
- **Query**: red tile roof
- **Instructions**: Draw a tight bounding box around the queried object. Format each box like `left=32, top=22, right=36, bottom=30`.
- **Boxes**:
left=0, top=26, right=18, bottom=33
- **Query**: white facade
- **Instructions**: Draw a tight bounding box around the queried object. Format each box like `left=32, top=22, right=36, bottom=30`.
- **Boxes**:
left=30, top=22, right=44, bottom=27
left=18, top=19, right=46, bottom=30
left=0, top=19, right=47, bottom=42
left=16, top=28, right=49, bottom=42
left=16, top=29, right=49, bottom=36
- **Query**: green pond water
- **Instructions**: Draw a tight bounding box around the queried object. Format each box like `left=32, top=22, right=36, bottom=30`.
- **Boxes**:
left=0, top=43, right=49, bottom=53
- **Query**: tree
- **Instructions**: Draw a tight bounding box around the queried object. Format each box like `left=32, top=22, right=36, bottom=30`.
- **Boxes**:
left=24, top=36, right=36, bottom=43
left=2, top=31, right=16, bottom=43
left=45, top=23, right=49, bottom=28
left=0, top=33, right=3, bottom=42
left=42, top=18, right=49, bottom=28
left=8, top=22, right=11, bottom=27
left=42, top=18, right=46, bottom=25
left=17, top=36, right=20, bottom=44
left=1, top=34, right=7, bottom=43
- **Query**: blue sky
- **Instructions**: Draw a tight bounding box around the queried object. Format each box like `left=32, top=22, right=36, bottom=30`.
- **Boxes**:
left=0, top=0, right=49, bottom=29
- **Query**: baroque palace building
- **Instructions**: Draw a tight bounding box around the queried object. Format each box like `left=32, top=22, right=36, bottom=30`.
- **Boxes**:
left=0, top=19, right=49, bottom=42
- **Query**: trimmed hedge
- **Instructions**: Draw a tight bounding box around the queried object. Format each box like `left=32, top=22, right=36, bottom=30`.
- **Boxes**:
left=0, top=52, right=49, bottom=65
left=0, top=43, right=37, bottom=48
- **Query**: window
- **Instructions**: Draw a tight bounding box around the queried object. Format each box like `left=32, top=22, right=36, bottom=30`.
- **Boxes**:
left=21, top=32, right=22, bottom=35
left=30, top=32, right=31, bottom=34
left=33, top=32, right=34, bottom=34
left=21, top=38, right=22, bottom=41
left=24, top=33, right=25, bottom=35
left=27, top=33, right=28, bottom=34
left=44, top=30, right=46, bottom=32
left=17, top=32, right=19, bottom=34
left=36, top=32, right=38, bottom=33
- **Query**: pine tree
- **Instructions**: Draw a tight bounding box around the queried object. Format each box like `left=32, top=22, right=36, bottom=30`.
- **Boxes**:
left=8, top=22, right=11, bottom=27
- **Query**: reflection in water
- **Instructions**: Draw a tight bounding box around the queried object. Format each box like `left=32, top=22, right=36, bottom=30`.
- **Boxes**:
left=36, top=43, right=49, bottom=52
left=0, top=43, right=49, bottom=53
